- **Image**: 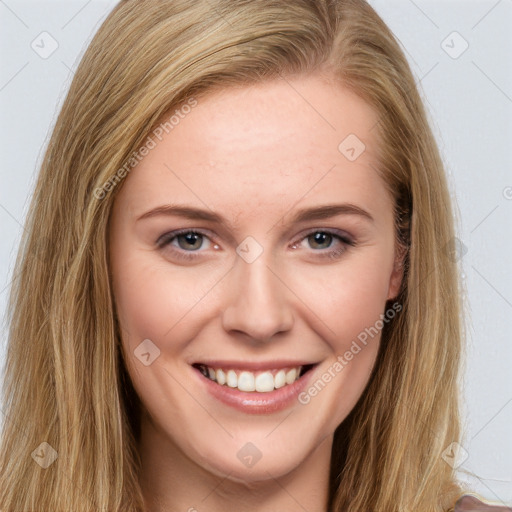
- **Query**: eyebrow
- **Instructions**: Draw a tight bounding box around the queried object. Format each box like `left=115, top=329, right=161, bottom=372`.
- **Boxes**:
left=136, top=203, right=374, bottom=225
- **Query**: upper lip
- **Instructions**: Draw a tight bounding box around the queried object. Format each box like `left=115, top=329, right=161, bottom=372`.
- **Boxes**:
left=191, top=360, right=319, bottom=371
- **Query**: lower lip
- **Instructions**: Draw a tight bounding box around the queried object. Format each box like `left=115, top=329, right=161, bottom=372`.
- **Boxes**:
left=194, top=367, right=316, bottom=414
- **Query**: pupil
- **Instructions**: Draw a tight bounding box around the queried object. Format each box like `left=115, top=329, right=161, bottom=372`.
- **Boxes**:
left=179, top=232, right=202, bottom=250
left=310, top=232, right=331, bottom=249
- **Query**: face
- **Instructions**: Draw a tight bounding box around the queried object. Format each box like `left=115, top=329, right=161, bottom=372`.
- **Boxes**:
left=109, top=74, right=403, bottom=482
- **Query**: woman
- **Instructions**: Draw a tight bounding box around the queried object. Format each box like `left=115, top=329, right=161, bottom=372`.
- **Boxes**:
left=0, top=0, right=509, bottom=511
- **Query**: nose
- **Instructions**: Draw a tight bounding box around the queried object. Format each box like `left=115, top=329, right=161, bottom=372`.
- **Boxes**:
left=221, top=253, right=295, bottom=344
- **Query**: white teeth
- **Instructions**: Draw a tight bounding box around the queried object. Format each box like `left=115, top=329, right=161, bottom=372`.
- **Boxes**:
left=255, top=371, right=275, bottom=392
left=216, top=368, right=226, bottom=385
left=226, top=370, right=238, bottom=388
left=285, top=368, right=297, bottom=385
left=199, top=365, right=304, bottom=393
left=238, top=371, right=256, bottom=392
left=274, top=370, right=286, bottom=389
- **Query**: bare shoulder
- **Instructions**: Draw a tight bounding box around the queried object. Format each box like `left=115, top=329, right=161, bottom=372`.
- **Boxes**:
left=454, top=494, right=512, bottom=511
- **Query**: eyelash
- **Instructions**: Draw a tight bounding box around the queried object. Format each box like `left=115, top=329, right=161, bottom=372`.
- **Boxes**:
left=156, top=228, right=356, bottom=262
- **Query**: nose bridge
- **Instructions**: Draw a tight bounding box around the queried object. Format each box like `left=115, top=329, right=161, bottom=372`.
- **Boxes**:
left=221, top=244, right=294, bottom=342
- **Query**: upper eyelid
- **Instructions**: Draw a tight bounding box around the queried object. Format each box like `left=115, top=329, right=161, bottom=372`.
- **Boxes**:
left=291, top=229, right=354, bottom=248
left=157, top=228, right=214, bottom=246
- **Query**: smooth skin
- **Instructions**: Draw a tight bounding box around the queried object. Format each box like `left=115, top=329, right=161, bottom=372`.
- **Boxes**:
left=109, top=73, right=404, bottom=512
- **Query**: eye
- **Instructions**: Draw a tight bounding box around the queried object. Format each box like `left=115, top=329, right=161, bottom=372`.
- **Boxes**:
left=156, top=229, right=216, bottom=261
left=156, top=228, right=355, bottom=262
left=291, top=229, right=355, bottom=259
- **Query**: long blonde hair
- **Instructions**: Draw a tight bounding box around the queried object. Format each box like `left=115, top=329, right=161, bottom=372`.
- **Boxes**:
left=0, top=0, right=469, bottom=510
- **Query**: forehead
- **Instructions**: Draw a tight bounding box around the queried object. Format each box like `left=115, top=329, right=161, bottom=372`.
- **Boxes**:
left=114, top=74, right=390, bottom=222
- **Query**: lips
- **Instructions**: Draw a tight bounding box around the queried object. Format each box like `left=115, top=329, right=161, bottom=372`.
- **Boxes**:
left=192, top=361, right=318, bottom=414
left=193, top=363, right=312, bottom=393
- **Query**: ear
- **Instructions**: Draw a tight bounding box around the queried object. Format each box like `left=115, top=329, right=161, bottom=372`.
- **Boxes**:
left=387, top=243, right=407, bottom=301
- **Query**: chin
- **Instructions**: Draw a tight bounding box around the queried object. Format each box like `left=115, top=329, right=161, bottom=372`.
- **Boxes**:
left=183, top=426, right=329, bottom=484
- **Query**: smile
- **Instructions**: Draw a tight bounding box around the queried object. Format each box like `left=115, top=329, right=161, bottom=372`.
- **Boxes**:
left=193, top=363, right=312, bottom=393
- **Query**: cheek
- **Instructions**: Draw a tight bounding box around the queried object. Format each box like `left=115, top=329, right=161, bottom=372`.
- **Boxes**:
left=111, top=254, right=208, bottom=417
left=291, top=258, right=394, bottom=425
left=112, top=238, right=394, bottom=354
left=111, top=250, right=220, bottom=351
left=291, top=251, right=394, bottom=348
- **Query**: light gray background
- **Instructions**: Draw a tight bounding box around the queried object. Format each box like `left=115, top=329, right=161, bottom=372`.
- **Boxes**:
left=0, top=0, right=511, bottom=506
